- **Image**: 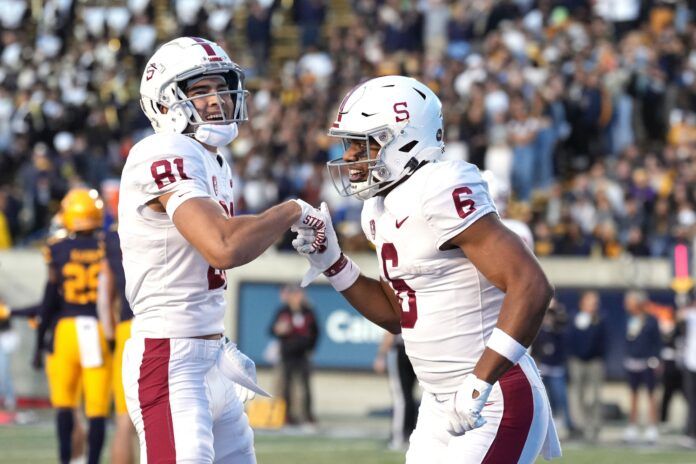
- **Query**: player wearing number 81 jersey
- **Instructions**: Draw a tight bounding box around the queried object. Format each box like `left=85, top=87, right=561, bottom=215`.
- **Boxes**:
left=293, top=75, right=562, bottom=463
left=119, top=131, right=235, bottom=338
left=119, top=36, right=321, bottom=463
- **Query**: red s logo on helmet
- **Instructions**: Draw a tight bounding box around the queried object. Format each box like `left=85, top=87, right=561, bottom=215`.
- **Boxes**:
left=146, top=63, right=158, bottom=81
left=394, top=102, right=409, bottom=122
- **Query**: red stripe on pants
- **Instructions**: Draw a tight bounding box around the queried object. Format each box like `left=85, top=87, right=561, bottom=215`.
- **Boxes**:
left=139, top=339, right=176, bottom=463
left=482, top=365, right=534, bottom=463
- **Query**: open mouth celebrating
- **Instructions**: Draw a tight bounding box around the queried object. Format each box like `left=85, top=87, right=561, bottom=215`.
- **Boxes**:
left=205, top=113, right=225, bottom=122
left=349, top=168, right=368, bottom=183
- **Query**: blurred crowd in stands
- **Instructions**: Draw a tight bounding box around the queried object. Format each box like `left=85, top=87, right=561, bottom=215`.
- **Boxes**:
left=1, top=0, right=696, bottom=256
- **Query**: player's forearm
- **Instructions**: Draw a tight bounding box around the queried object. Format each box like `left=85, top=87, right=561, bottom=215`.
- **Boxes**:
left=473, top=274, right=554, bottom=384
left=220, top=201, right=301, bottom=269
left=496, top=275, right=554, bottom=346
left=341, top=275, right=401, bottom=334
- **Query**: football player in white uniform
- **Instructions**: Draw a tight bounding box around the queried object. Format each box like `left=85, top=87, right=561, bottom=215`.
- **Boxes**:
left=293, top=76, right=562, bottom=463
left=118, top=37, right=322, bottom=463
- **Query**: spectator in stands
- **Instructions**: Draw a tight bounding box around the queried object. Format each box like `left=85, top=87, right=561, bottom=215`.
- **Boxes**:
left=594, top=0, right=641, bottom=40
left=507, top=94, right=539, bottom=202
left=458, top=87, right=487, bottom=170
left=555, top=221, right=593, bottom=256
left=568, top=290, right=607, bottom=442
left=623, top=290, right=663, bottom=444
left=246, top=1, right=272, bottom=76
left=293, top=0, right=326, bottom=49
left=593, top=220, right=623, bottom=258
left=270, top=285, right=319, bottom=426
left=625, top=226, right=651, bottom=256
left=564, top=70, right=608, bottom=171
left=532, top=299, right=579, bottom=438
left=18, top=143, right=65, bottom=237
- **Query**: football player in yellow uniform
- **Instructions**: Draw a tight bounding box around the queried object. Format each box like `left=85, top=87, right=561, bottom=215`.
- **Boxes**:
left=34, top=188, right=112, bottom=464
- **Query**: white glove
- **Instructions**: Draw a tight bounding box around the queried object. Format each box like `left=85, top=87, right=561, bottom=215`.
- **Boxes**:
left=446, top=374, right=493, bottom=436
left=291, top=202, right=341, bottom=287
left=292, top=199, right=324, bottom=231
left=216, top=339, right=271, bottom=398
left=291, top=199, right=328, bottom=253
left=234, top=384, right=256, bottom=404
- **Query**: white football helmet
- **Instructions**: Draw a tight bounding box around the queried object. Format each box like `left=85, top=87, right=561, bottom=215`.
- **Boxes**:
left=139, top=36, right=248, bottom=146
left=327, top=75, right=445, bottom=199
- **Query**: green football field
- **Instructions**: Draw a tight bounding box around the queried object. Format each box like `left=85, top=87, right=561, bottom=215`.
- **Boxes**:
left=1, top=421, right=695, bottom=464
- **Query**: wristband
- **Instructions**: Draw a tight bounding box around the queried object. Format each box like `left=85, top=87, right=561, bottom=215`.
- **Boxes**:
left=324, top=253, right=360, bottom=291
left=486, top=328, right=527, bottom=364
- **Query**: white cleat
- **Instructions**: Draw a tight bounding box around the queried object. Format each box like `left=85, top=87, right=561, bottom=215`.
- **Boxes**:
left=623, top=424, right=639, bottom=443
left=644, top=425, right=659, bottom=444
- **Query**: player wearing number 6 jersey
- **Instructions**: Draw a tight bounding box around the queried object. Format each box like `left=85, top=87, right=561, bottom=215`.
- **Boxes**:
left=119, top=37, right=322, bottom=463
left=293, top=75, right=562, bottom=463
left=34, top=188, right=111, bottom=464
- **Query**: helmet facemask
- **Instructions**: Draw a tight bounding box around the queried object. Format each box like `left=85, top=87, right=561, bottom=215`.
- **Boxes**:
left=328, top=125, right=420, bottom=200
left=152, top=71, right=248, bottom=146
left=172, top=72, right=248, bottom=129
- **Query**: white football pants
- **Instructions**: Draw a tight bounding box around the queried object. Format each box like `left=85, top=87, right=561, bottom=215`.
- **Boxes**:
left=123, top=337, right=256, bottom=463
left=406, top=355, right=561, bottom=464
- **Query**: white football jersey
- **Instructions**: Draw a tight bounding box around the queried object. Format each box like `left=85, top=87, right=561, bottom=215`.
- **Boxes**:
left=361, top=160, right=504, bottom=394
left=119, top=133, right=235, bottom=338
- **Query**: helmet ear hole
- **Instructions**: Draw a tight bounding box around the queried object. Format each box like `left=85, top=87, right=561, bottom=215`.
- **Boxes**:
left=374, top=165, right=391, bottom=181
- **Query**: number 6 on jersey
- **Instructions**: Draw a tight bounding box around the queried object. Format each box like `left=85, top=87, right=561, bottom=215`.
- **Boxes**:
left=381, top=243, right=418, bottom=328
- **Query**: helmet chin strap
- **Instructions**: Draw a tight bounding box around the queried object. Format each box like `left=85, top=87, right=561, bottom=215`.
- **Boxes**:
left=193, top=122, right=239, bottom=147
